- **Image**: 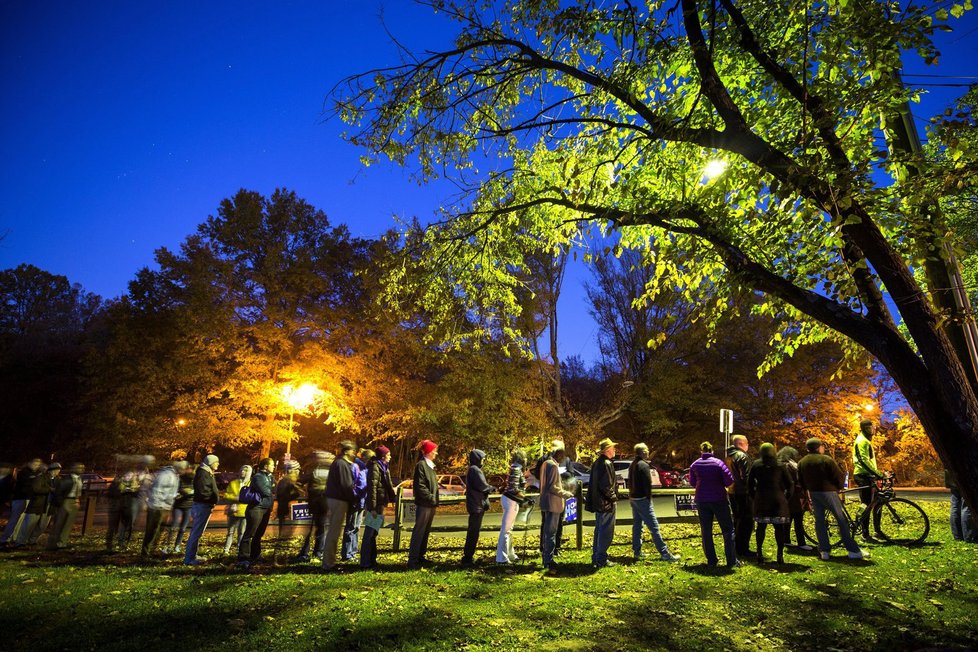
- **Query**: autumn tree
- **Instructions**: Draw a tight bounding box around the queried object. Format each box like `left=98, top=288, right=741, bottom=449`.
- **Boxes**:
left=333, top=0, right=978, bottom=510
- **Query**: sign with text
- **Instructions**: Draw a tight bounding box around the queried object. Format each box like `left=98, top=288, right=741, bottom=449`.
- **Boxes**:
left=674, top=494, right=698, bottom=513
left=290, top=501, right=311, bottom=521
left=564, top=497, right=578, bottom=523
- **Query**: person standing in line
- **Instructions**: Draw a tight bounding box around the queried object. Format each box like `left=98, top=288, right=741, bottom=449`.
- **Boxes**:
left=237, top=458, right=275, bottom=569
left=1, top=458, right=42, bottom=545
left=141, top=460, right=184, bottom=557
left=322, top=441, right=357, bottom=571
left=747, top=443, right=792, bottom=564
left=275, top=460, right=302, bottom=551
left=777, top=446, right=812, bottom=551
left=629, top=443, right=680, bottom=563
left=852, top=418, right=885, bottom=539
left=496, top=450, right=529, bottom=565
left=183, top=454, right=220, bottom=566
left=945, top=468, right=977, bottom=543
left=222, top=464, right=253, bottom=555
left=462, top=449, right=493, bottom=566
left=408, top=439, right=440, bottom=570
left=689, top=442, right=739, bottom=569
left=726, top=434, right=754, bottom=559
left=15, top=462, right=60, bottom=547
left=588, top=438, right=620, bottom=569
left=294, top=451, right=333, bottom=563
left=162, top=463, right=195, bottom=555
left=540, top=444, right=574, bottom=573
left=361, top=445, right=396, bottom=569
left=116, top=465, right=144, bottom=551
left=47, top=462, right=84, bottom=550
left=342, top=449, right=371, bottom=562
left=798, top=438, right=868, bottom=560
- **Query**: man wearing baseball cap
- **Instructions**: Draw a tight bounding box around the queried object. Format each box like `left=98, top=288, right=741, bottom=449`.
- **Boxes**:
left=798, top=438, right=868, bottom=560
left=588, top=438, right=619, bottom=568
left=408, top=439, right=439, bottom=569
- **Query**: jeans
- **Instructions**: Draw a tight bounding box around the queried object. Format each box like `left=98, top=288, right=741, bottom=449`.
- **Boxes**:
left=183, top=503, right=214, bottom=563
left=730, top=493, right=753, bottom=556
left=809, top=491, right=861, bottom=554
left=342, top=508, right=363, bottom=560
left=541, top=510, right=562, bottom=568
left=225, top=515, right=246, bottom=553
left=297, top=493, right=328, bottom=558
left=496, top=496, right=520, bottom=562
left=322, top=497, right=349, bottom=569
left=238, top=506, right=271, bottom=562
left=462, top=511, right=484, bottom=562
left=408, top=504, right=436, bottom=568
left=164, top=506, right=191, bottom=550
left=16, top=511, right=45, bottom=545
left=950, top=490, right=977, bottom=543
left=696, top=500, right=737, bottom=566
left=592, top=509, right=617, bottom=566
left=1, top=499, right=28, bottom=543
left=630, top=497, right=670, bottom=557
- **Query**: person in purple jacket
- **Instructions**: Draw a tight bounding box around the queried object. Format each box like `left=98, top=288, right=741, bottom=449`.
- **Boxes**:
left=688, top=441, right=740, bottom=569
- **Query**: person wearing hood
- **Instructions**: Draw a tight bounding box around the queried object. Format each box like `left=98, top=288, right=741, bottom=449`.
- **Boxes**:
left=747, top=443, right=792, bottom=564
left=183, top=454, right=220, bottom=565
left=141, top=460, right=186, bottom=557
left=361, top=446, right=396, bottom=569
left=294, top=450, right=333, bottom=563
left=462, top=449, right=493, bottom=565
left=223, top=464, right=253, bottom=555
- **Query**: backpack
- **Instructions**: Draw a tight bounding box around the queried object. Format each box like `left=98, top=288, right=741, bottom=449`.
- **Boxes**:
left=238, top=483, right=261, bottom=506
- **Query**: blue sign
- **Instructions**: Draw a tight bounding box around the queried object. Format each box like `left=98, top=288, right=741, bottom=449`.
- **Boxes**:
left=564, top=497, right=578, bottom=523
left=290, top=501, right=311, bottom=521
left=674, top=494, right=697, bottom=513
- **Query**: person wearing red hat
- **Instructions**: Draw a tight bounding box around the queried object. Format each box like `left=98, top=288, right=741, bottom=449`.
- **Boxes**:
left=361, top=445, right=395, bottom=569
left=408, top=439, right=439, bottom=570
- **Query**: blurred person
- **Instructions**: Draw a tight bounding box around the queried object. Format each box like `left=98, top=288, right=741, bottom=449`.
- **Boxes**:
left=15, top=462, right=60, bottom=546
left=408, top=439, right=440, bottom=570
left=162, top=463, right=195, bottom=554
left=361, top=445, right=396, bottom=569
left=106, top=463, right=143, bottom=552
left=1, top=458, right=42, bottom=545
left=689, top=442, right=739, bottom=568
left=322, top=441, right=358, bottom=571
left=798, top=438, right=868, bottom=560
left=275, top=460, right=302, bottom=550
left=47, top=462, right=84, bottom=550
left=141, top=460, right=185, bottom=557
left=237, top=458, right=275, bottom=569
left=496, top=449, right=529, bottom=565
left=342, top=449, right=372, bottom=562
left=294, top=451, right=333, bottom=563
left=725, top=434, right=754, bottom=558
left=183, top=454, right=220, bottom=566
left=462, top=449, right=492, bottom=566
left=629, top=443, right=680, bottom=563
left=222, top=465, right=253, bottom=555
left=747, top=443, right=792, bottom=564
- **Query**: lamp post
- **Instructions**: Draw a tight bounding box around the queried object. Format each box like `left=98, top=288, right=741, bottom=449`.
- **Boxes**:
left=282, top=383, right=320, bottom=461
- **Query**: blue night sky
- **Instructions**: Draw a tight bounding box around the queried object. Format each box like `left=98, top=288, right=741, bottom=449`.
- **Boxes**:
left=1, top=1, right=976, bottom=365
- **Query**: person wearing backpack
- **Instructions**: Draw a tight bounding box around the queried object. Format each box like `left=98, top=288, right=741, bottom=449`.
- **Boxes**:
left=222, top=464, right=252, bottom=555
left=294, top=450, right=333, bottom=563
left=462, top=449, right=493, bottom=566
left=495, top=449, right=529, bottom=564
left=588, top=438, right=619, bottom=569
left=236, top=458, right=275, bottom=568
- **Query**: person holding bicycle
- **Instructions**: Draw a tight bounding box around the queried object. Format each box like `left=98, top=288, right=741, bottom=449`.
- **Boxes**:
left=852, top=418, right=885, bottom=539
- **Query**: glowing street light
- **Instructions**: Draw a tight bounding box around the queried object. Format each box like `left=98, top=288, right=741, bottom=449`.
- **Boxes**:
left=281, top=383, right=321, bottom=460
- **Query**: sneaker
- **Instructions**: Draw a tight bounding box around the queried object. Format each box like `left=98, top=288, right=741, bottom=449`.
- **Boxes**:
left=797, top=544, right=814, bottom=552
left=661, top=553, right=681, bottom=562
left=634, top=553, right=647, bottom=561
left=593, top=560, right=617, bottom=568
left=848, top=549, right=870, bottom=560
left=819, top=551, right=830, bottom=561
left=727, top=560, right=743, bottom=569
left=184, top=559, right=203, bottom=566
left=236, top=560, right=251, bottom=570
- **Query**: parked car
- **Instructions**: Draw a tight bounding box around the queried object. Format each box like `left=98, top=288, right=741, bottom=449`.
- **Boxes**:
left=396, top=474, right=467, bottom=498
left=575, top=459, right=662, bottom=489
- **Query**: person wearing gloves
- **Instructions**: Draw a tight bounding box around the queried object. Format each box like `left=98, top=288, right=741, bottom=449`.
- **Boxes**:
left=540, top=444, right=574, bottom=572
left=462, top=449, right=493, bottom=565
left=496, top=449, right=530, bottom=565
left=408, top=439, right=440, bottom=570
left=141, top=460, right=186, bottom=557
left=183, top=454, right=220, bottom=566
left=236, top=458, right=275, bottom=569
left=361, top=445, right=396, bottom=569
left=222, top=464, right=253, bottom=555
left=629, top=443, right=680, bottom=563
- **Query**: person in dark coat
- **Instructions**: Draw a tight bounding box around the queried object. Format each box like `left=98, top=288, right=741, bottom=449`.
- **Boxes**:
left=237, top=458, right=275, bottom=569
left=777, top=445, right=812, bottom=550
left=47, top=462, right=84, bottom=550
left=294, top=450, right=333, bottom=563
left=183, top=454, right=220, bottom=565
left=496, top=449, right=529, bottom=564
left=15, top=462, right=60, bottom=546
left=361, top=446, right=396, bottom=569
left=629, top=443, right=680, bottom=562
left=408, top=439, right=439, bottom=570
left=462, top=449, right=493, bottom=565
left=726, top=434, right=754, bottom=559
left=747, top=443, right=793, bottom=564
left=162, top=464, right=195, bottom=554
left=342, top=449, right=371, bottom=562
left=588, top=438, right=619, bottom=569
left=322, top=440, right=357, bottom=571
left=1, top=458, right=42, bottom=545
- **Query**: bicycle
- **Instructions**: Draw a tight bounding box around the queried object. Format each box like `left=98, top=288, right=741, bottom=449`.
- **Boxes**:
left=801, top=474, right=929, bottom=547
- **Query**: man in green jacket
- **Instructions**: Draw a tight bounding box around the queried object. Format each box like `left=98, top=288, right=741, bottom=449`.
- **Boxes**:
left=852, top=418, right=885, bottom=538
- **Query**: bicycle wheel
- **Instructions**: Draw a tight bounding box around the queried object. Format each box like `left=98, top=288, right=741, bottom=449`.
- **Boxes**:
left=872, top=498, right=929, bottom=545
left=802, top=507, right=841, bottom=548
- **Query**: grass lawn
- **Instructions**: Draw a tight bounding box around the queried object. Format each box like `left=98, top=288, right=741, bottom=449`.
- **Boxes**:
left=1, top=501, right=976, bottom=651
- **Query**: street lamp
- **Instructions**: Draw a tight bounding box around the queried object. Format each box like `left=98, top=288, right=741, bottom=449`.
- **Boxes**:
left=281, top=383, right=320, bottom=460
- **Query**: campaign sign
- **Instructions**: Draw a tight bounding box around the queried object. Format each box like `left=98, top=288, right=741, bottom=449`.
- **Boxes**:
left=290, top=501, right=312, bottom=521
left=564, top=497, right=578, bottom=523
left=674, top=494, right=697, bottom=513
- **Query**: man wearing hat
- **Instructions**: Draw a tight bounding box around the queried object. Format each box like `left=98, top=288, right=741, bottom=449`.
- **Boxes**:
left=408, top=439, right=439, bottom=570
left=799, top=438, right=868, bottom=560
left=362, top=445, right=396, bottom=569
left=852, top=418, right=885, bottom=539
left=183, top=454, right=220, bottom=565
left=587, top=438, right=619, bottom=568
left=322, top=440, right=358, bottom=571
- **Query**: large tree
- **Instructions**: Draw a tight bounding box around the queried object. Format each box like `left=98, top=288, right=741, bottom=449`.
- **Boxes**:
left=333, top=0, right=978, bottom=511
